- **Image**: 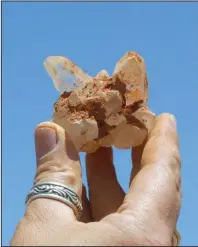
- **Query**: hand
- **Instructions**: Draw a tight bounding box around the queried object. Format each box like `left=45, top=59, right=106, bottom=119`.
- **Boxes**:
left=11, top=113, right=181, bottom=246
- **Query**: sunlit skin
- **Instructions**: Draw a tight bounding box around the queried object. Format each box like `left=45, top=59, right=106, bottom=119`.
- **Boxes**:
left=11, top=113, right=181, bottom=246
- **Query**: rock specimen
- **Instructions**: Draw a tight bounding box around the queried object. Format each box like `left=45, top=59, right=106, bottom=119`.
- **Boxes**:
left=44, top=52, right=156, bottom=153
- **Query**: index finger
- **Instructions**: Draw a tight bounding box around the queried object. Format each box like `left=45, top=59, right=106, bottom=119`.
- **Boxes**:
left=118, top=113, right=181, bottom=242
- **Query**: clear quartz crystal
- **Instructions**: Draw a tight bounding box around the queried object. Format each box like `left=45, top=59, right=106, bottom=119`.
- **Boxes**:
left=44, top=56, right=92, bottom=93
left=113, top=52, right=147, bottom=104
left=44, top=52, right=155, bottom=153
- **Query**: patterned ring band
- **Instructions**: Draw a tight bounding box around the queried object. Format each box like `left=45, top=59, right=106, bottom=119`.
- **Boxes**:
left=25, top=182, right=83, bottom=220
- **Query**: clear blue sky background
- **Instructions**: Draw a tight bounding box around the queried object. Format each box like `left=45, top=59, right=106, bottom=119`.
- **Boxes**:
left=2, top=2, right=198, bottom=246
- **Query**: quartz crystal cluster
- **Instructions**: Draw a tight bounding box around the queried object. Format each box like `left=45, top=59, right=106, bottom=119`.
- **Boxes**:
left=44, top=52, right=156, bottom=153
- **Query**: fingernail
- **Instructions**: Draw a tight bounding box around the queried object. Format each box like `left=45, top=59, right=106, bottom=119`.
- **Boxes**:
left=169, top=114, right=177, bottom=127
left=35, top=127, right=58, bottom=160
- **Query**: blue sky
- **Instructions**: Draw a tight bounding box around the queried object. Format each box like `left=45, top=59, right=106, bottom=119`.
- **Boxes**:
left=2, top=2, right=198, bottom=246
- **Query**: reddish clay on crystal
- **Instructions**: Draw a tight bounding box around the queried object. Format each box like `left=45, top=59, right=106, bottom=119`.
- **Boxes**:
left=45, top=52, right=156, bottom=153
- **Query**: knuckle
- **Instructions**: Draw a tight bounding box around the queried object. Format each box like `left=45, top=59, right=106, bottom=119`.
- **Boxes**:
left=168, top=148, right=181, bottom=178
left=35, top=160, right=80, bottom=190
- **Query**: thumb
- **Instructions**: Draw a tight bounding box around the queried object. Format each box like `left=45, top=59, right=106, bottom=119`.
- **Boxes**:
left=27, top=121, right=82, bottom=221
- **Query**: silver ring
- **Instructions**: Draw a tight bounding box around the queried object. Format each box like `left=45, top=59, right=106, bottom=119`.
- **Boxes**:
left=25, top=182, right=83, bottom=220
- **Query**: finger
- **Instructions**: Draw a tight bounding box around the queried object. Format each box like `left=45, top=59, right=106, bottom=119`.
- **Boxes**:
left=86, top=147, right=125, bottom=221
left=129, top=141, right=146, bottom=185
left=25, top=122, right=83, bottom=223
left=80, top=185, right=93, bottom=223
left=118, top=113, right=181, bottom=241
left=130, top=139, right=181, bottom=246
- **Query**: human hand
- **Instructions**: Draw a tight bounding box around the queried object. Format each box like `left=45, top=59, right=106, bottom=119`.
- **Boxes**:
left=11, top=113, right=181, bottom=246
